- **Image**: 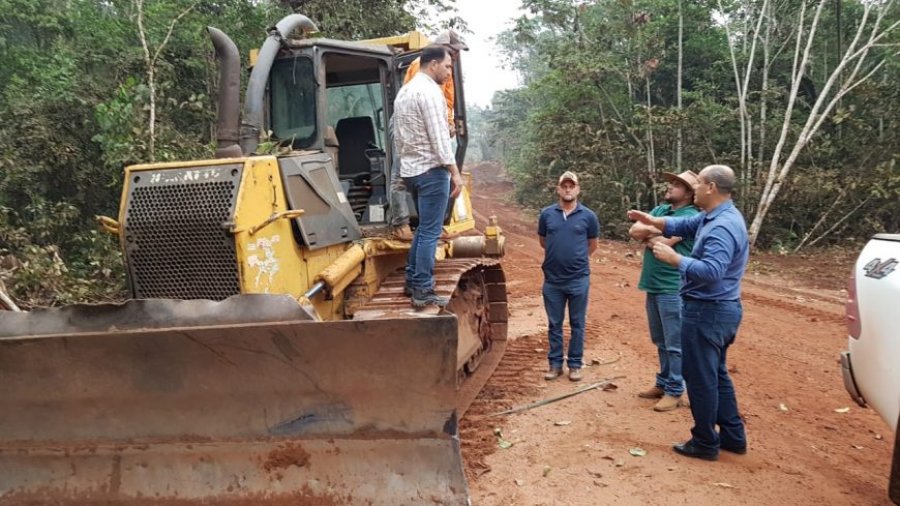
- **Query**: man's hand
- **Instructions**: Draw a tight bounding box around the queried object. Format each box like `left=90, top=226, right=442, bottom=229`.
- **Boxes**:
left=651, top=242, right=681, bottom=267
left=449, top=123, right=457, bottom=138
left=629, top=222, right=661, bottom=242
left=628, top=209, right=667, bottom=235
left=627, top=209, right=654, bottom=225
left=450, top=173, right=464, bottom=198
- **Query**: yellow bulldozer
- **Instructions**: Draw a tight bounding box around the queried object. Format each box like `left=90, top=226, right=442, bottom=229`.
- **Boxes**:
left=0, top=14, right=507, bottom=505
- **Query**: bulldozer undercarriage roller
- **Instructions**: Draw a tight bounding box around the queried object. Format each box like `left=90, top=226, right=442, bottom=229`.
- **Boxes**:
left=353, top=258, right=509, bottom=417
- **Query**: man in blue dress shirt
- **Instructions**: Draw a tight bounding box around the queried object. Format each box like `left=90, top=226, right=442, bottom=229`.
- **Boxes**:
left=538, top=171, right=601, bottom=382
left=627, top=165, right=749, bottom=461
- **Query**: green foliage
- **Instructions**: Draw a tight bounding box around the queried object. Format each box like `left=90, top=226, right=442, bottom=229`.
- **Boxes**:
left=0, top=0, right=444, bottom=307
left=0, top=205, right=125, bottom=309
left=491, top=0, right=900, bottom=247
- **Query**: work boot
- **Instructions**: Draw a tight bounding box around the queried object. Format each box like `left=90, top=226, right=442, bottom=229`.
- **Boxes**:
left=568, top=368, right=583, bottom=382
left=411, top=287, right=449, bottom=308
left=653, top=394, right=683, bottom=412
left=543, top=367, right=563, bottom=380
left=638, top=386, right=665, bottom=399
left=392, top=224, right=413, bottom=241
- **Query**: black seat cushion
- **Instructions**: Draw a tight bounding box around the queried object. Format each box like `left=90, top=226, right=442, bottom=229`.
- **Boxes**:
left=335, top=117, right=377, bottom=177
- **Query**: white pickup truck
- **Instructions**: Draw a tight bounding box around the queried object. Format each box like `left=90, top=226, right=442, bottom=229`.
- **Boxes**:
left=841, top=233, right=900, bottom=504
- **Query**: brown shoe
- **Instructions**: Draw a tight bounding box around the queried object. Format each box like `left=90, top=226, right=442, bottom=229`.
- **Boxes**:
left=568, top=368, right=583, bottom=382
left=392, top=224, right=413, bottom=241
left=638, top=386, right=665, bottom=399
left=544, top=367, right=563, bottom=381
left=653, top=395, right=683, bottom=412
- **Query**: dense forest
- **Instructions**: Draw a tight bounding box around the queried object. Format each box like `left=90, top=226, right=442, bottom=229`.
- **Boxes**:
left=476, top=0, right=899, bottom=248
left=1, top=0, right=898, bottom=307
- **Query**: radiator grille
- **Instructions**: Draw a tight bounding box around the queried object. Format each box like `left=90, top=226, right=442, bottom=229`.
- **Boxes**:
left=123, top=165, right=243, bottom=300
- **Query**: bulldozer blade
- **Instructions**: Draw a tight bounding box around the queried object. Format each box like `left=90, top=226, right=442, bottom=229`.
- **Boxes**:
left=0, top=294, right=317, bottom=338
left=0, top=311, right=468, bottom=505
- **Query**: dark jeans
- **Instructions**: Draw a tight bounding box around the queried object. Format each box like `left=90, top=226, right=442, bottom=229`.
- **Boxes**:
left=681, top=298, right=746, bottom=453
left=403, top=167, right=450, bottom=290
left=646, top=293, right=684, bottom=396
left=542, top=277, right=590, bottom=370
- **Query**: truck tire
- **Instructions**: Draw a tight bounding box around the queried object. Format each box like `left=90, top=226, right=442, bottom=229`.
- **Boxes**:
left=891, top=416, right=900, bottom=505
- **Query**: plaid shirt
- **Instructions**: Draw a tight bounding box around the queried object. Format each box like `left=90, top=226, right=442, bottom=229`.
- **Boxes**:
left=394, top=73, right=455, bottom=178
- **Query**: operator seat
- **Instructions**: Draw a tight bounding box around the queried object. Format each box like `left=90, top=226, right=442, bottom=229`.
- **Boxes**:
left=334, top=116, right=377, bottom=177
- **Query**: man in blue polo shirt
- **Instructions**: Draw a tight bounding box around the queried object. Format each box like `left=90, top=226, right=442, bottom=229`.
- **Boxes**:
left=627, top=164, right=749, bottom=461
left=629, top=170, right=700, bottom=412
left=538, top=171, right=601, bottom=382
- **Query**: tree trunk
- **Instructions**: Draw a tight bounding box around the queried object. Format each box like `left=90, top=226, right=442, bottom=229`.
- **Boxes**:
left=749, top=0, right=896, bottom=246
left=646, top=76, right=656, bottom=206
left=676, top=0, right=683, bottom=172
left=757, top=0, right=772, bottom=184
left=133, top=0, right=198, bottom=163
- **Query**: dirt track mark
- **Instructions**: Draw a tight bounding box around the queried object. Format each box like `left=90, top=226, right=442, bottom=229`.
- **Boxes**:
left=461, top=333, right=543, bottom=480
left=742, top=290, right=844, bottom=324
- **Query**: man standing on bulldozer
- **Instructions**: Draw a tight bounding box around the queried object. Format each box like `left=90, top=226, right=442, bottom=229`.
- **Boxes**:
left=391, top=31, right=468, bottom=241
left=394, top=45, right=464, bottom=308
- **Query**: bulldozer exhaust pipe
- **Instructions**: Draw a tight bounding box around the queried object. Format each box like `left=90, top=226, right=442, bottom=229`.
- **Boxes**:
left=241, top=14, right=318, bottom=155
left=208, top=26, right=243, bottom=159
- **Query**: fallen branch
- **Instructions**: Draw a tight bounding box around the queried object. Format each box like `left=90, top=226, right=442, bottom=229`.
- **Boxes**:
left=488, top=376, right=625, bottom=417
left=805, top=197, right=870, bottom=249
left=590, top=354, right=622, bottom=366
left=0, top=279, right=21, bottom=312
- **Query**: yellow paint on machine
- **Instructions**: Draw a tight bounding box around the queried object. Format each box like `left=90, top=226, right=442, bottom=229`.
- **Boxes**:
left=231, top=157, right=345, bottom=321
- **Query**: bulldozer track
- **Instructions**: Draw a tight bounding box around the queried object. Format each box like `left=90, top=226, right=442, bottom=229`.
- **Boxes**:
left=354, top=258, right=509, bottom=417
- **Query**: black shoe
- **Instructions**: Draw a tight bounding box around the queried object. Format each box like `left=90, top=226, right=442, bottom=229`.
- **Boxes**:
left=673, top=440, right=718, bottom=461
left=720, top=444, right=747, bottom=455
left=411, top=287, right=449, bottom=308
left=403, top=283, right=412, bottom=296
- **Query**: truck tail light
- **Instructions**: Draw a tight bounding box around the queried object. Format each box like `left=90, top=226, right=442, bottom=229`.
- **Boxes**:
left=846, top=269, right=862, bottom=339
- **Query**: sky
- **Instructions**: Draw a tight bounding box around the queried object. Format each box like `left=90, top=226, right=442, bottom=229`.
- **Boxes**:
left=448, top=0, right=524, bottom=108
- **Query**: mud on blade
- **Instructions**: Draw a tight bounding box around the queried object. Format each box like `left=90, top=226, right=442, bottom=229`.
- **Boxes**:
left=0, top=310, right=468, bottom=505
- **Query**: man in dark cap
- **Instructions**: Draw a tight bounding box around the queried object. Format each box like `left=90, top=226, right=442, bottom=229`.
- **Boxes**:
left=539, top=171, right=601, bottom=382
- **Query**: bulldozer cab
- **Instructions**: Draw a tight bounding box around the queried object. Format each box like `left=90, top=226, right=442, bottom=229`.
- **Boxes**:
left=263, top=35, right=469, bottom=229
left=264, top=41, right=395, bottom=227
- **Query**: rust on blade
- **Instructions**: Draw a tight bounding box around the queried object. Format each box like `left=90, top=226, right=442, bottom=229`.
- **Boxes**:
left=0, top=317, right=468, bottom=504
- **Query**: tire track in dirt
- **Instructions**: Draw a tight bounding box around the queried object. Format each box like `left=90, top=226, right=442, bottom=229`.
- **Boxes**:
left=461, top=333, right=543, bottom=480
left=741, top=290, right=844, bottom=324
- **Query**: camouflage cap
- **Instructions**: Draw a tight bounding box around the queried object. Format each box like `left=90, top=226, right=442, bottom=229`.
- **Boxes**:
left=558, top=171, right=578, bottom=185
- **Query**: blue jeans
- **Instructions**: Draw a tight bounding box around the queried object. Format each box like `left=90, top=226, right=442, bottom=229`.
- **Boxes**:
left=403, top=168, right=450, bottom=290
left=646, top=293, right=684, bottom=396
left=681, top=298, right=746, bottom=453
left=542, top=277, right=590, bottom=370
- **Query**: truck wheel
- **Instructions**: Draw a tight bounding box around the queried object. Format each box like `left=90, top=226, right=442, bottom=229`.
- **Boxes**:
left=891, top=416, right=900, bottom=505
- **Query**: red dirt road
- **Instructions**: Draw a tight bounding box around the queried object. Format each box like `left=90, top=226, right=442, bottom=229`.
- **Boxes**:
left=461, top=162, right=895, bottom=506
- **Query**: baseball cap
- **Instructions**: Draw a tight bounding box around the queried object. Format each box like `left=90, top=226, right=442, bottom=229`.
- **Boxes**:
left=558, top=171, right=579, bottom=185
left=433, top=30, right=469, bottom=51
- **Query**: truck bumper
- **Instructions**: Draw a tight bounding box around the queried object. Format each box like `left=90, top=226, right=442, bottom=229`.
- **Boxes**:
left=840, top=351, right=867, bottom=407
